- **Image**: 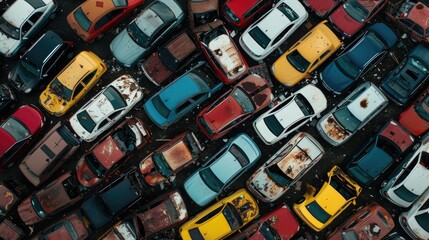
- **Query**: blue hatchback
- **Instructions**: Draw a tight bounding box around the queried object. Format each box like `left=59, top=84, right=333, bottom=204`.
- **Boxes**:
left=320, top=23, right=397, bottom=94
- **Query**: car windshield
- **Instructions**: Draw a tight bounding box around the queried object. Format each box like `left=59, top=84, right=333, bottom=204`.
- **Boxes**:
left=77, top=111, right=96, bottom=132
left=2, top=117, right=30, bottom=141
left=393, top=185, right=419, bottom=203
left=278, top=2, right=299, bottom=21
left=333, top=107, right=361, bottom=132
left=377, top=136, right=401, bottom=157
left=0, top=17, right=19, bottom=40
left=20, top=59, right=40, bottom=77
left=223, top=203, right=243, bottom=231
left=199, top=168, right=223, bottom=192
left=64, top=222, right=79, bottom=240
left=343, top=0, right=369, bottom=22
left=127, top=22, right=150, bottom=48
left=74, top=7, right=92, bottom=32
left=415, top=97, right=429, bottom=121
left=249, top=27, right=270, bottom=49
left=233, top=87, right=255, bottom=113
left=31, top=196, right=47, bottom=219
left=340, top=231, right=359, bottom=240
left=266, top=164, right=292, bottom=187
left=85, top=152, right=107, bottom=177
left=104, top=86, right=127, bottom=110
left=112, top=0, right=128, bottom=7
left=152, top=95, right=170, bottom=119
left=264, top=115, right=284, bottom=137
left=260, top=222, right=281, bottom=240
left=335, top=55, right=360, bottom=79
left=287, top=49, right=310, bottom=73
left=296, top=94, right=315, bottom=116
left=49, top=78, right=73, bottom=101
left=410, top=57, right=429, bottom=74
left=223, top=5, right=239, bottom=23
left=415, top=212, right=429, bottom=232
left=306, top=201, right=331, bottom=223
left=152, top=153, right=174, bottom=177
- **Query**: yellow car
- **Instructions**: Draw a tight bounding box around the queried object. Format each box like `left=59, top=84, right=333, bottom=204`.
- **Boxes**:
left=180, top=188, right=258, bottom=240
left=293, top=165, right=361, bottom=232
left=271, top=20, right=342, bottom=87
left=39, top=51, right=106, bottom=116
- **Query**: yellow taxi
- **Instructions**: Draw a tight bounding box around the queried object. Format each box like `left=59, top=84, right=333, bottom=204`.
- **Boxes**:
left=293, top=165, right=362, bottom=232
left=180, top=188, right=258, bottom=240
left=39, top=51, right=106, bottom=116
left=271, top=20, right=342, bottom=87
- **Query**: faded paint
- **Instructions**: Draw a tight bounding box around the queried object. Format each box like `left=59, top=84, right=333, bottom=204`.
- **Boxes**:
left=163, top=140, right=193, bottom=170
left=93, top=136, right=125, bottom=169
left=231, top=191, right=258, bottom=224
left=324, top=115, right=350, bottom=141
left=278, top=146, right=312, bottom=179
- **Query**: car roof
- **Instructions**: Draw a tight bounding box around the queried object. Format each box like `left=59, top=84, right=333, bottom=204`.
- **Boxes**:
left=347, top=84, right=387, bottom=122
left=162, top=140, right=193, bottom=170
left=225, top=0, right=262, bottom=18
left=93, top=136, right=125, bottom=169
left=58, top=53, right=98, bottom=89
left=80, top=0, right=116, bottom=22
left=403, top=163, right=429, bottom=195
left=316, top=183, right=348, bottom=215
left=2, top=0, right=38, bottom=26
left=24, top=31, right=64, bottom=68
left=408, top=2, right=429, bottom=30
left=298, top=23, right=340, bottom=62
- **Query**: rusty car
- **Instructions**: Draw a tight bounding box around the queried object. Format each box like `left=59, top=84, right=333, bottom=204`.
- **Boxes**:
left=399, top=85, right=429, bottom=136
left=0, top=182, right=20, bottom=221
left=0, top=219, right=25, bottom=240
left=188, top=0, right=222, bottom=32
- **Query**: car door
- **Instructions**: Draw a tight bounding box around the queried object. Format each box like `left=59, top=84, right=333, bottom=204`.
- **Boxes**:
left=93, top=8, right=126, bottom=37
left=22, top=11, right=43, bottom=40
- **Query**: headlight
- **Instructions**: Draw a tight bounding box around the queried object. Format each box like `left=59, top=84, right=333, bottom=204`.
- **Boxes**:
left=24, top=88, right=32, bottom=93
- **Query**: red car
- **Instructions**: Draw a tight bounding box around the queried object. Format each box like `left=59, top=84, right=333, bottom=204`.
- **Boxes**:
left=302, top=0, right=343, bottom=17
left=399, top=86, right=429, bottom=136
left=76, top=117, right=150, bottom=187
left=221, top=0, right=273, bottom=29
left=233, top=204, right=300, bottom=240
left=0, top=219, right=25, bottom=240
left=196, top=74, right=272, bottom=139
left=329, top=0, right=387, bottom=37
left=0, top=105, right=45, bottom=169
left=67, top=0, right=144, bottom=42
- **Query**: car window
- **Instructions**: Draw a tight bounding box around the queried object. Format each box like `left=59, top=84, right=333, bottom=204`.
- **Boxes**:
left=175, top=100, right=192, bottom=114
left=73, top=83, right=84, bottom=99
left=74, top=7, right=92, bottom=32
left=244, top=0, right=266, bottom=19
left=263, top=114, right=284, bottom=137
left=230, top=144, right=249, bottom=167
left=108, top=110, right=121, bottom=121
left=42, top=49, right=62, bottom=75
left=306, top=201, right=331, bottom=223
left=343, top=0, right=369, bottom=23
left=272, top=24, right=293, bottom=45
left=104, top=86, right=127, bottom=110
left=0, top=17, right=20, bottom=39
left=29, top=12, right=43, bottom=25
left=94, top=9, right=125, bottom=30
left=2, top=117, right=30, bottom=141
left=25, top=0, right=46, bottom=9
left=376, top=211, right=391, bottom=227
left=77, top=110, right=96, bottom=132
left=199, top=168, right=223, bottom=192
left=152, top=153, right=173, bottom=177
left=415, top=212, right=429, bottom=232
left=1, top=141, right=25, bottom=165
left=22, top=22, right=32, bottom=36
left=112, top=0, right=128, bottom=7
left=287, top=49, right=310, bottom=73
left=81, top=71, right=96, bottom=85
left=195, top=205, right=223, bottom=224
left=223, top=203, right=243, bottom=230
left=393, top=185, right=419, bottom=202
left=249, top=27, right=270, bottom=49
left=333, top=107, right=361, bottom=132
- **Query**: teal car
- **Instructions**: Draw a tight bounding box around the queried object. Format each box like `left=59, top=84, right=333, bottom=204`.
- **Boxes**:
left=144, top=63, right=223, bottom=129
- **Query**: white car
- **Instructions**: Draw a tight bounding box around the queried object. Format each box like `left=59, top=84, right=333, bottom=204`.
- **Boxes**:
left=69, top=75, right=143, bottom=142
left=0, top=0, right=57, bottom=57
left=317, top=82, right=389, bottom=146
left=253, top=84, right=327, bottom=145
left=380, top=133, right=429, bottom=208
left=399, top=187, right=429, bottom=240
left=239, top=0, right=308, bottom=61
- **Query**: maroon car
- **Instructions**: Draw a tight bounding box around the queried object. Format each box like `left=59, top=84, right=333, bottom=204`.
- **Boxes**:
left=17, top=172, right=84, bottom=225
left=76, top=117, right=150, bottom=187
left=302, top=0, right=343, bottom=17
left=327, top=202, right=395, bottom=240
left=196, top=74, right=272, bottom=139
left=399, top=86, right=429, bottom=136
left=329, top=0, right=388, bottom=37
left=140, top=132, right=202, bottom=186
left=188, top=0, right=222, bottom=33
left=221, top=0, right=273, bottom=29
left=0, top=219, right=25, bottom=240
left=233, top=204, right=300, bottom=240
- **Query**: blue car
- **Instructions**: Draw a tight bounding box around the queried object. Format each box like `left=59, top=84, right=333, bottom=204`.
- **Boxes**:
left=380, top=44, right=429, bottom=106
left=144, top=63, right=223, bottom=129
left=320, top=23, right=397, bottom=94
left=184, top=133, right=261, bottom=206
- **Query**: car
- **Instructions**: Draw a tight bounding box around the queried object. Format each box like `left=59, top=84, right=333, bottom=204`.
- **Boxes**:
left=17, top=172, right=84, bottom=225
left=0, top=219, right=25, bottom=240
left=140, top=30, right=200, bottom=86
left=293, top=165, right=362, bottom=232
left=38, top=51, right=107, bottom=117
left=184, top=133, right=260, bottom=206
left=76, top=117, right=150, bottom=188
left=67, top=0, right=144, bottom=42
left=221, top=0, right=274, bottom=29
left=380, top=133, right=429, bottom=208
left=253, top=84, right=327, bottom=145
left=110, top=0, right=185, bottom=67
left=385, top=1, right=429, bottom=43
left=232, top=204, right=299, bottom=240
left=0, top=181, right=20, bottom=221
left=317, top=82, right=389, bottom=146
left=0, top=84, right=16, bottom=112
left=19, top=122, right=80, bottom=187
left=33, top=210, right=90, bottom=240
left=194, top=24, right=248, bottom=84
left=302, top=0, right=343, bottom=18
left=100, top=189, right=188, bottom=239
left=0, top=105, right=45, bottom=169
left=271, top=20, right=342, bottom=87
left=399, top=86, right=429, bottom=136
left=383, top=232, right=407, bottom=240
left=69, top=75, right=143, bottom=142
left=380, top=44, right=429, bottom=105
left=8, top=31, right=74, bottom=94
left=320, top=22, right=397, bottom=94
left=81, top=167, right=150, bottom=229
left=328, top=0, right=387, bottom=37
left=140, top=131, right=203, bottom=186
left=399, top=187, right=429, bottom=240
left=347, top=119, right=415, bottom=186
left=0, top=0, right=58, bottom=57
left=180, top=188, right=259, bottom=240
left=326, top=202, right=395, bottom=240
left=188, top=0, right=222, bottom=32
left=247, top=132, right=325, bottom=202
left=239, top=0, right=308, bottom=61
left=143, top=63, right=223, bottom=129
left=196, top=74, right=272, bottom=140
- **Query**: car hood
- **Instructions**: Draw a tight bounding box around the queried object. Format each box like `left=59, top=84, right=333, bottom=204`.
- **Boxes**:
left=81, top=195, right=112, bottom=229
left=76, top=157, right=100, bottom=188
left=321, top=59, right=354, bottom=94
left=17, top=197, right=41, bottom=225
left=184, top=172, right=217, bottom=206
left=0, top=31, right=20, bottom=57
left=272, top=54, right=306, bottom=86
left=9, top=63, right=39, bottom=92
left=254, top=116, right=278, bottom=144
left=39, top=87, right=70, bottom=116
left=110, top=29, right=146, bottom=67
left=248, top=168, right=284, bottom=201
left=399, top=107, right=429, bottom=136
left=204, top=95, right=244, bottom=133
left=329, top=6, right=362, bottom=36
left=319, top=113, right=351, bottom=145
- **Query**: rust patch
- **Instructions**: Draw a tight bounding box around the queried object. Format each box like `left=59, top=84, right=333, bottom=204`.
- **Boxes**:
left=324, top=116, right=350, bottom=141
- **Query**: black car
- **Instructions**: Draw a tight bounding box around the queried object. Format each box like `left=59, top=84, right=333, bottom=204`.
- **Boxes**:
left=81, top=167, right=150, bottom=229
left=0, top=84, right=16, bottom=112
left=8, top=31, right=73, bottom=93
